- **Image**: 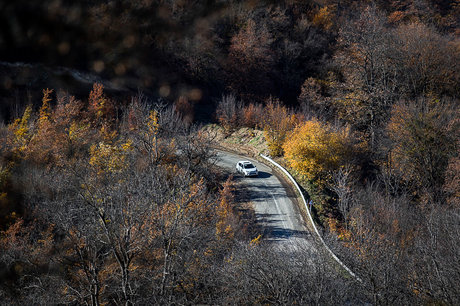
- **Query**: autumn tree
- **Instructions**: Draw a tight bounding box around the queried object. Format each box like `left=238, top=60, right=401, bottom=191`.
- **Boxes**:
left=26, top=89, right=56, bottom=164
left=334, top=5, right=459, bottom=153
left=298, top=77, right=334, bottom=120
left=51, top=91, right=88, bottom=163
left=227, top=18, right=275, bottom=100
left=312, top=5, right=336, bottom=31
left=7, top=104, right=33, bottom=160
left=263, top=97, right=300, bottom=157
left=176, top=127, right=217, bottom=184
left=413, top=205, right=460, bottom=304
left=215, top=177, right=235, bottom=243
left=221, top=242, right=358, bottom=305
left=330, top=165, right=355, bottom=228
left=241, top=102, right=264, bottom=129
left=87, top=83, right=116, bottom=136
left=215, top=94, right=242, bottom=132
left=392, top=21, right=460, bottom=98
left=334, top=5, right=397, bottom=149
left=387, top=98, right=458, bottom=201
left=283, top=120, right=357, bottom=184
left=334, top=184, right=419, bottom=305
left=19, top=145, right=140, bottom=304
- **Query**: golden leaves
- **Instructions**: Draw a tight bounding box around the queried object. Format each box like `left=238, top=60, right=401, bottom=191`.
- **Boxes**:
left=250, top=234, right=262, bottom=246
left=312, top=5, right=336, bottom=31
left=38, top=88, right=53, bottom=127
left=283, top=120, right=355, bottom=184
left=67, top=121, right=89, bottom=141
left=147, top=110, right=159, bottom=138
left=89, top=140, right=132, bottom=175
left=8, top=104, right=33, bottom=158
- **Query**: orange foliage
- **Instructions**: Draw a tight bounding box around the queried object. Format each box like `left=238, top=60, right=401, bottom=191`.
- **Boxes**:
left=28, top=89, right=56, bottom=164
left=53, top=93, right=84, bottom=127
left=216, top=95, right=241, bottom=132
left=87, top=83, right=115, bottom=126
left=263, top=97, right=301, bottom=157
left=216, top=177, right=235, bottom=241
left=229, top=19, right=274, bottom=67
left=242, top=103, right=264, bottom=129
left=0, top=218, right=54, bottom=265
left=88, top=83, right=105, bottom=115
left=388, top=11, right=407, bottom=24
left=4, top=84, right=123, bottom=167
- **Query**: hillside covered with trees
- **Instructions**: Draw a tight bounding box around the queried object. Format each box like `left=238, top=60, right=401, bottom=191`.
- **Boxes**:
left=1, top=0, right=459, bottom=304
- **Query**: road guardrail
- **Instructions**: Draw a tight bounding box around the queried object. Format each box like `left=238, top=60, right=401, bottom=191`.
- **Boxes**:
left=260, top=154, right=361, bottom=282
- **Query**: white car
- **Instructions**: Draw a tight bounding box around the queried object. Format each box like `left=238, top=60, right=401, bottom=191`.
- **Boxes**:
left=236, top=161, right=258, bottom=177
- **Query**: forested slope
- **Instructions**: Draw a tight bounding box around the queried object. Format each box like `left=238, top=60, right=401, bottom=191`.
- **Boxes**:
left=0, top=0, right=459, bottom=304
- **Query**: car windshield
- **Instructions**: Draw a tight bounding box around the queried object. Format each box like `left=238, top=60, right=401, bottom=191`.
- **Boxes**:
left=244, top=163, right=255, bottom=169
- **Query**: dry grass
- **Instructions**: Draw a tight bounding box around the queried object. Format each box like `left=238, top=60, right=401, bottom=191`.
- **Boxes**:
left=202, top=124, right=268, bottom=158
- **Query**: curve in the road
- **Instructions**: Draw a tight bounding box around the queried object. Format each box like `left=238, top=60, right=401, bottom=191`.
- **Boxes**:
left=214, top=150, right=316, bottom=251
left=260, top=154, right=361, bottom=282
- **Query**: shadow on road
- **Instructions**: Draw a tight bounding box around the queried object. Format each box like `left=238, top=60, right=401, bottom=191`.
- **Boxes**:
left=263, top=226, right=308, bottom=240
left=256, top=171, right=271, bottom=178
left=234, top=184, right=286, bottom=203
left=255, top=213, right=308, bottom=240
left=233, top=171, right=272, bottom=179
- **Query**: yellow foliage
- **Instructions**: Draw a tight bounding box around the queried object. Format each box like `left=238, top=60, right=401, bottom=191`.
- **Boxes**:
left=0, top=165, right=9, bottom=185
left=204, top=248, right=213, bottom=257
left=250, top=234, right=262, bottom=245
left=216, top=221, right=234, bottom=241
left=8, top=105, right=33, bottom=157
left=216, top=178, right=235, bottom=241
left=283, top=120, right=355, bottom=184
left=313, top=5, right=335, bottom=31
left=67, top=121, right=89, bottom=141
left=12, top=105, right=32, bottom=139
left=38, top=88, right=53, bottom=128
left=89, top=141, right=131, bottom=174
left=147, top=110, right=159, bottom=137
left=0, top=165, right=10, bottom=207
left=100, top=124, right=117, bottom=143
left=121, top=139, right=133, bottom=151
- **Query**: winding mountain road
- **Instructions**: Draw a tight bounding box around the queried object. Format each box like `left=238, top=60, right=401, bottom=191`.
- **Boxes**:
left=215, top=150, right=317, bottom=251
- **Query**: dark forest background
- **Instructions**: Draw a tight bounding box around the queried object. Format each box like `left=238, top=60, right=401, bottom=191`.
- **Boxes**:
left=0, top=0, right=459, bottom=304
left=1, top=0, right=458, bottom=118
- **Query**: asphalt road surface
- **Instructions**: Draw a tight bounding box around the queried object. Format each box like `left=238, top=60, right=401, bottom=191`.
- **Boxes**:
left=215, top=150, right=317, bottom=251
